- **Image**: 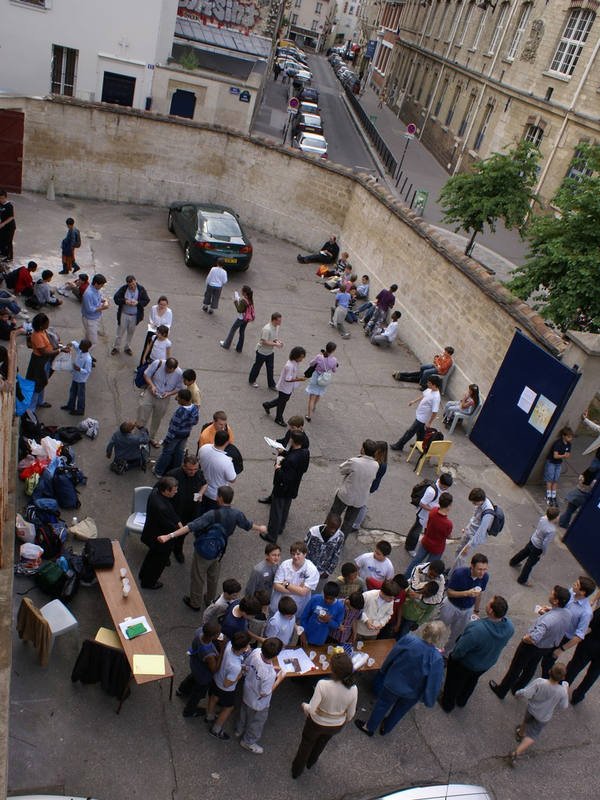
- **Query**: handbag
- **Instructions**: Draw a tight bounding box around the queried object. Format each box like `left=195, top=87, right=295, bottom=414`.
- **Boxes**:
left=316, top=370, right=333, bottom=387
left=304, top=364, right=316, bottom=379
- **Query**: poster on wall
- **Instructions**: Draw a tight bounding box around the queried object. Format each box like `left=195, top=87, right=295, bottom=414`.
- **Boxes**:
left=528, top=395, right=557, bottom=434
left=517, top=386, right=537, bottom=413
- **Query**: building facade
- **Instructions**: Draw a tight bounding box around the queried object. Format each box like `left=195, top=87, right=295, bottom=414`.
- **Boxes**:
left=287, top=0, right=338, bottom=50
left=369, top=0, right=600, bottom=204
left=0, top=0, right=179, bottom=109
left=333, top=2, right=360, bottom=45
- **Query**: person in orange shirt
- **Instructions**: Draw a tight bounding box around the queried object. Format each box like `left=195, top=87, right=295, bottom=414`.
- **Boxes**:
left=25, top=312, right=60, bottom=410
left=198, top=410, right=235, bottom=450
left=393, top=346, right=454, bottom=388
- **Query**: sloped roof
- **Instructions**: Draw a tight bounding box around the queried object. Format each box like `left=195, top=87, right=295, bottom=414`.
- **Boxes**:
left=175, top=16, right=271, bottom=59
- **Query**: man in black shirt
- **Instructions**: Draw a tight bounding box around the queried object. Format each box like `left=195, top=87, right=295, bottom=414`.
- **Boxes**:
left=297, top=235, right=339, bottom=264
left=262, top=431, right=310, bottom=543
left=167, top=454, right=206, bottom=563
left=566, top=607, right=600, bottom=705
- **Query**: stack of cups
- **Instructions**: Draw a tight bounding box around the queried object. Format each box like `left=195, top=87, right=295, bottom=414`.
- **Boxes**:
left=120, top=568, right=131, bottom=598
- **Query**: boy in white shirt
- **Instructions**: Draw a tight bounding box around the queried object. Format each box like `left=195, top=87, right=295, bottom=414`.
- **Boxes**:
left=355, top=540, right=394, bottom=585
left=356, top=581, right=399, bottom=639
left=236, top=637, right=285, bottom=754
left=206, top=630, right=251, bottom=740
left=264, top=595, right=297, bottom=645
left=203, top=259, right=228, bottom=314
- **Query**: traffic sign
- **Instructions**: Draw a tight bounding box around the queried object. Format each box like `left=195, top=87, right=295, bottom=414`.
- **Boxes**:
left=288, top=97, right=299, bottom=110
left=407, top=123, right=417, bottom=135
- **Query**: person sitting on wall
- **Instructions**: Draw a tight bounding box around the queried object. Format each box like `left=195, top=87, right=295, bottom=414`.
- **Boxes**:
left=297, top=235, right=340, bottom=265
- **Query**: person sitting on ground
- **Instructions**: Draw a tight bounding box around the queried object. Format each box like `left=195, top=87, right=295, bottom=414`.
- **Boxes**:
left=297, top=235, right=339, bottom=264
left=362, top=283, right=398, bottom=334
left=318, top=251, right=351, bottom=279
left=324, top=263, right=353, bottom=290
left=7, top=260, right=37, bottom=296
left=105, top=420, right=150, bottom=473
left=443, top=383, right=479, bottom=426
left=394, top=346, right=454, bottom=387
left=371, top=310, right=401, bottom=347
left=33, top=270, right=62, bottom=307
left=0, top=307, right=26, bottom=340
left=60, top=272, right=89, bottom=302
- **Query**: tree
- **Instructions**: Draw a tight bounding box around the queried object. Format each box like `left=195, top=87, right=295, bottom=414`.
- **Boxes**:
left=508, top=144, right=600, bottom=333
left=439, top=141, right=540, bottom=256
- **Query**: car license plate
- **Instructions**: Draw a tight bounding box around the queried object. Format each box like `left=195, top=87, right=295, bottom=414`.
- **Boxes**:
left=223, top=258, right=238, bottom=264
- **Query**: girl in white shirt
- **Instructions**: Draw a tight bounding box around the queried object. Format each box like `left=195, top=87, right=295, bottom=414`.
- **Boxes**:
left=148, top=296, right=173, bottom=333
left=291, top=653, right=357, bottom=779
left=142, top=324, right=172, bottom=363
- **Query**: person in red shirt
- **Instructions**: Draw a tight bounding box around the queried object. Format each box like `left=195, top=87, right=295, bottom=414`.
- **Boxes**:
left=405, top=492, right=453, bottom=576
left=11, top=261, right=38, bottom=296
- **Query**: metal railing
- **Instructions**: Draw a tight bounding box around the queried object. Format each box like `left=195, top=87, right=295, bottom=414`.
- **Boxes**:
left=344, top=85, right=398, bottom=177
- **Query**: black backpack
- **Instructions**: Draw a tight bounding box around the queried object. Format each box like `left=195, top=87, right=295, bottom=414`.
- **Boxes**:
left=84, top=538, right=115, bottom=569
left=482, top=503, right=505, bottom=536
left=421, top=428, right=444, bottom=454
left=52, top=468, right=81, bottom=509
left=225, top=443, right=244, bottom=475
left=410, top=479, right=435, bottom=507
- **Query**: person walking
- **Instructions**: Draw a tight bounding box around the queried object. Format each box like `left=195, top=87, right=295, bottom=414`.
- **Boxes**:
left=291, top=653, right=357, bottom=779
left=111, top=274, right=150, bottom=356
left=390, top=375, right=441, bottom=452
left=328, top=440, right=379, bottom=535
left=440, top=595, right=514, bottom=712
left=138, top=477, right=182, bottom=590
left=202, top=258, right=228, bottom=313
left=220, top=285, right=254, bottom=352
left=249, top=312, right=283, bottom=389
left=58, top=217, right=81, bottom=275
left=81, top=274, right=109, bottom=349
left=262, top=431, right=310, bottom=543
left=354, top=622, right=447, bottom=737
left=305, top=342, right=338, bottom=422
left=136, top=357, right=184, bottom=447
left=509, top=508, right=560, bottom=585
left=262, top=346, right=306, bottom=426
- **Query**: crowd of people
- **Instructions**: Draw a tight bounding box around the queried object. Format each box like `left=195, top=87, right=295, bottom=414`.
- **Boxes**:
left=4, top=205, right=600, bottom=778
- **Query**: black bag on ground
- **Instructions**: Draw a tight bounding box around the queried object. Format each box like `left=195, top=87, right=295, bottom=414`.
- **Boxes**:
left=35, top=561, right=67, bottom=597
left=52, top=467, right=81, bottom=509
left=56, top=426, right=83, bottom=445
left=84, top=538, right=114, bottom=569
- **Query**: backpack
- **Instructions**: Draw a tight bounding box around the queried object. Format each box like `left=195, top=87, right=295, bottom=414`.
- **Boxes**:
left=243, top=303, right=255, bottom=322
left=35, top=561, right=67, bottom=597
left=84, top=538, right=115, bottom=569
left=194, top=512, right=227, bottom=561
left=4, top=268, right=18, bottom=290
left=56, top=426, right=83, bottom=445
left=482, top=503, right=505, bottom=536
left=420, top=428, right=444, bottom=455
left=224, top=443, right=244, bottom=475
left=24, top=296, right=42, bottom=310
left=34, top=523, right=65, bottom=558
left=135, top=357, right=161, bottom=389
left=52, top=468, right=81, bottom=509
left=73, top=228, right=82, bottom=248
left=410, top=479, right=435, bottom=507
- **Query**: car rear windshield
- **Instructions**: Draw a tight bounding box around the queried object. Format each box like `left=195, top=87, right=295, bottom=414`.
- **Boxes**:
left=201, top=214, right=241, bottom=239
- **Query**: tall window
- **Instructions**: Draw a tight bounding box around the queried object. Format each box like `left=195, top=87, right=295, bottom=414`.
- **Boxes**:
left=445, top=85, right=461, bottom=126
left=295, top=0, right=301, bottom=6
left=315, top=2, right=322, bottom=13
left=51, top=44, right=77, bottom=96
left=488, top=2, right=509, bottom=55
left=473, top=102, right=494, bottom=150
left=458, top=92, right=477, bottom=137
left=446, top=1, right=464, bottom=43
left=426, top=70, right=439, bottom=106
left=426, top=0, right=441, bottom=36
left=470, top=7, right=488, bottom=50
left=524, top=124, right=544, bottom=147
left=434, top=77, right=449, bottom=116
left=566, top=148, right=594, bottom=181
left=436, top=1, right=451, bottom=38
left=550, top=8, right=595, bottom=76
left=291, top=13, right=298, bottom=24
left=458, top=2, right=475, bottom=46
left=417, top=67, right=429, bottom=102
left=311, top=19, right=318, bottom=31
left=506, top=3, right=532, bottom=60
left=409, top=63, right=421, bottom=95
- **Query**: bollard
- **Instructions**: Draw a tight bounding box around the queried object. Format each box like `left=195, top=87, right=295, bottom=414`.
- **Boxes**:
left=47, top=175, right=55, bottom=201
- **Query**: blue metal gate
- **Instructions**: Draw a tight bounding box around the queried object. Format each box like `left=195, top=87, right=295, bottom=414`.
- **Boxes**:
left=563, top=480, right=600, bottom=584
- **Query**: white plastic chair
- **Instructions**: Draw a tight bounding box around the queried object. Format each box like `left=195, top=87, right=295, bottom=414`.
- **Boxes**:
left=121, top=485, right=152, bottom=549
left=440, top=363, right=455, bottom=396
left=448, top=399, right=483, bottom=436
left=40, top=599, right=79, bottom=654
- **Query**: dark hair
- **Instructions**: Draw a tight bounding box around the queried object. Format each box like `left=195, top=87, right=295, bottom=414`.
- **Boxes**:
left=265, top=542, right=281, bottom=555
left=156, top=324, right=169, bottom=336
left=242, top=285, right=253, bottom=304
left=470, top=553, right=489, bottom=566
left=253, top=589, right=271, bottom=607
left=323, top=581, right=341, bottom=599
left=77, top=273, right=88, bottom=282
left=390, top=284, right=398, bottom=292
left=177, top=388, right=192, bottom=403
left=222, top=578, right=242, bottom=595
left=278, top=596, right=297, bottom=615
left=331, top=653, right=354, bottom=687
left=213, top=410, right=227, bottom=422
left=66, top=217, right=75, bottom=226
left=324, top=512, right=342, bottom=528
left=374, top=440, right=388, bottom=465
left=289, top=431, right=305, bottom=446
left=182, top=454, right=198, bottom=466
left=125, top=274, right=136, bottom=284
left=349, top=590, right=365, bottom=610
left=427, top=375, right=442, bottom=389
left=120, top=421, right=135, bottom=435
left=182, top=369, right=196, bottom=382
left=428, top=559, right=445, bottom=576
left=444, top=346, right=455, bottom=355
left=157, top=476, right=177, bottom=493
left=31, top=312, right=50, bottom=332
left=41, top=269, right=53, bottom=280
left=324, top=341, right=337, bottom=354
left=287, top=415, right=304, bottom=428
left=391, top=310, right=401, bottom=320
left=393, top=574, right=409, bottom=590
left=157, top=295, right=169, bottom=304
left=375, top=540, right=392, bottom=557
left=271, top=312, right=282, bottom=322
left=202, top=620, right=221, bottom=639
left=546, top=506, right=560, bottom=520
left=420, top=580, right=440, bottom=599
left=239, top=596, right=262, bottom=616
left=289, top=346, right=306, bottom=361
left=27, top=260, right=37, bottom=270
left=489, top=595, right=508, bottom=618
left=92, top=274, right=106, bottom=286
left=262, top=637, right=283, bottom=659
left=290, top=541, right=307, bottom=554
left=78, top=339, right=92, bottom=352
left=578, top=576, right=596, bottom=597
left=553, top=585, right=571, bottom=608
left=165, top=357, right=178, bottom=370
left=217, top=485, right=234, bottom=504
left=381, top=580, right=400, bottom=598
left=214, top=429, right=230, bottom=447
left=561, top=426, right=573, bottom=438
left=438, top=492, right=453, bottom=509
left=341, top=562, right=358, bottom=578
left=440, top=472, right=453, bottom=488
left=468, top=384, right=480, bottom=407
left=231, top=630, right=251, bottom=650
left=468, top=487, right=486, bottom=503
left=362, top=439, right=377, bottom=457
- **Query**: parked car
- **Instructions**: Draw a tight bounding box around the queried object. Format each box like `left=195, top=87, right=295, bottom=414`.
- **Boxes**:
left=279, top=59, right=302, bottom=76
left=168, top=203, right=253, bottom=271
left=358, top=786, right=493, bottom=800
left=299, top=87, right=319, bottom=103
left=292, top=113, right=323, bottom=136
left=293, top=69, right=312, bottom=84
left=299, top=101, right=320, bottom=115
left=292, top=132, right=328, bottom=159
left=278, top=48, right=307, bottom=65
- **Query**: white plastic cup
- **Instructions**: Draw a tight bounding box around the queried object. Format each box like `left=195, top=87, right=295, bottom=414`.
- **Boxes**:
left=319, top=654, right=326, bottom=663
left=322, top=660, right=329, bottom=670
left=356, top=641, right=364, bottom=650
left=327, top=645, right=334, bottom=655
left=309, top=651, right=316, bottom=660
left=472, top=586, right=482, bottom=593
left=122, top=585, right=130, bottom=598
left=367, top=658, right=375, bottom=667
left=120, top=568, right=127, bottom=579
left=296, top=625, right=304, bottom=636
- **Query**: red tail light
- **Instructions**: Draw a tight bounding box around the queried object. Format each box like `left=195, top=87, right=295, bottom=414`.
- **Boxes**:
left=195, top=241, right=216, bottom=249
left=240, top=245, right=253, bottom=254
left=321, top=153, right=328, bottom=159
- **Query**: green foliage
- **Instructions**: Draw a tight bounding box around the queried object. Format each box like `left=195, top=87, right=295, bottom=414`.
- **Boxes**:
left=509, top=144, right=600, bottom=332
left=439, top=141, right=540, bottom=254
left=179, top=49, right=200, bottom=71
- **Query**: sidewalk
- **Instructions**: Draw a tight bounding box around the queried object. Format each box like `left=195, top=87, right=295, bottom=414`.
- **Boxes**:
left=348, top=82, right=529, bottom=281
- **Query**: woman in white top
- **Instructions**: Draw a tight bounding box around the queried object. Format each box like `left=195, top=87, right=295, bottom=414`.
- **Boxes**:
left=148, top=296, right=173, bottom=333
left=291, top=653, right=357, bottom=779
left=141, top=324, right=172, bottom=363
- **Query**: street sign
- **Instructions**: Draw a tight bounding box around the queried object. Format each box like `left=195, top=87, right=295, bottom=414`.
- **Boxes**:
left=288, top=97, right=299, bottom=115
left=239, top=90, right=251, bottom=103
left=407, top=123, right=417, bottom=135
left=403, top=133, right=414, bottom=140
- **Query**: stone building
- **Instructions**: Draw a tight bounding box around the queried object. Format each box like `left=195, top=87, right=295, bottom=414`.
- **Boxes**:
left=369, top=0, right=600, bottom=205
left=286, top=0, right=338, bottom=50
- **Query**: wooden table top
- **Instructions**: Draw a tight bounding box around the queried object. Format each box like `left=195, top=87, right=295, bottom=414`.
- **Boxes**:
left=94, top=541, right=173, bottom=686
left=280, top=638, right=394, bottom=678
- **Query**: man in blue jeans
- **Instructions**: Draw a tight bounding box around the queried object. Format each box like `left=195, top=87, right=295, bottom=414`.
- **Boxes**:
left=354, top=622, right=446, bottom=736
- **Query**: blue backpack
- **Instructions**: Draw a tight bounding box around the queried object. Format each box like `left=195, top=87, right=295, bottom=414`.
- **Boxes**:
left=52, top=467, right=81, bottom=509
left=193, top=512, right=227, bottom=561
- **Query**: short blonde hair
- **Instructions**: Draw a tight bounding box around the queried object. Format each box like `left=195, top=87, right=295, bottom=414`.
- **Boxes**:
left=420, top=621, right=448, bottom=649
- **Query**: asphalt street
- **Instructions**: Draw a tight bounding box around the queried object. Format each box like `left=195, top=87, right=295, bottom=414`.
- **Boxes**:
left=7, top=192, right=599, bottom=800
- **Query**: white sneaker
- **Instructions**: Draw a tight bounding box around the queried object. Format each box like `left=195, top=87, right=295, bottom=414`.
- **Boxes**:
left=240, top=740, right=263, bottom=754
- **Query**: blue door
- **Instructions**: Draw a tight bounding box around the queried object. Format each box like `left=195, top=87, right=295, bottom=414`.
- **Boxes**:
left=170, top=90, right=196, bottom=119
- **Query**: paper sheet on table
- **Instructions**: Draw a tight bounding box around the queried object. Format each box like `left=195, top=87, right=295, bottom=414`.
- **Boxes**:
left=278, top=648, right=316, bottom=674
left=132, top=512, right=146, bottom=527
left=95, top=626, right=123, bottom=650
left=118, top=615, right=151, bottom=640
left=263, top=436, right=281, bottom=450
left=133, top=654, right=165, bottom=676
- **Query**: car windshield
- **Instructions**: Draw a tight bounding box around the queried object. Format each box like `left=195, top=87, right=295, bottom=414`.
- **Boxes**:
left=302, top=115, right=321, bottom=126
left=201, top=213, right=241, bottom=239
left=301, top=136, right=326, bottom=149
